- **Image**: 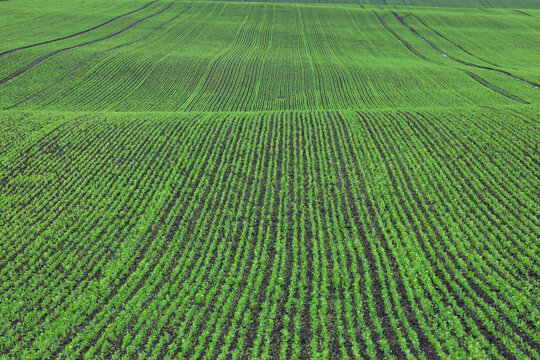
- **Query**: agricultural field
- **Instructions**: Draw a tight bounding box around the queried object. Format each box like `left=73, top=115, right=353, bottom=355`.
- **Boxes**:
left=0, top=0, right=538, bottom=359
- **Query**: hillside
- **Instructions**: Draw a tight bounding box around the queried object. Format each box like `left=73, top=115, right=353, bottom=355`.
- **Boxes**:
left=197, top=0, right=540, bottom=8
left=0, top=0, right=538, bottom=359
left=1, top=1, right=539, bottom=111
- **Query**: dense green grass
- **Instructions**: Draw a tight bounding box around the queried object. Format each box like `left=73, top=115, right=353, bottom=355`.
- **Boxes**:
left=0, top=0, right=538, bottom=359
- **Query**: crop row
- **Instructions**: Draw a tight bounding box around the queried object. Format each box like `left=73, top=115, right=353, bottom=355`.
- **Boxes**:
left=193, top=0, right=540, bottom=9
left=0, top=107, right=537, bottom=359
left=1, top=3, right=538, bottom=112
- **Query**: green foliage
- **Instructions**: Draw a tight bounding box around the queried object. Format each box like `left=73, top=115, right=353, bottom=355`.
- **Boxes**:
left=0, top=0, right=538, bottom=359
left=0, top=1, right=539, bottom=111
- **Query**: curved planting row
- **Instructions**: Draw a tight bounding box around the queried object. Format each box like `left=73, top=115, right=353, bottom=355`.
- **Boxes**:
left=0, top=107, right=537, bottom=358
left=2, top=3, right=538, bottom=112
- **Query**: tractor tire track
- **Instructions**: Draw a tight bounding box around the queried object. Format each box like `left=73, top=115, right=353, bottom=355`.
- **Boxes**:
left=402, top=13, right=500, bottom=67
left=372, top=11, right=530, bottom=104
left=393, top=12, right=540, bottom=90
left=515, top=10, right=534, bottom=17
left=0, top=2, right=174, bottom=87
left=5, top=2, right=193, bottom=110
left=0, top=1, right=158, bottom=57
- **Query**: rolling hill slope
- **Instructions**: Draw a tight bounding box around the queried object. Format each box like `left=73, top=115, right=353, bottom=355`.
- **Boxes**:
left=1, top=1, right=539, bottom=111
left=0, top=0, right=538, bottom=359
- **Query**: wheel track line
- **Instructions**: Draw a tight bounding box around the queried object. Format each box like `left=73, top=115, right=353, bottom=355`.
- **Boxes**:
left=393, top=12, right=540, bottom=90
left=372, top=11, right=530, bottom=104
left=0, top=1, right=158, bottom=57
left=402, top=13, right=500, bottom=67
left=0, top=2, right=175, bottom=87
left=6, top=2, right=195, bottom=110
left=515, top=10, right=534, bottom=17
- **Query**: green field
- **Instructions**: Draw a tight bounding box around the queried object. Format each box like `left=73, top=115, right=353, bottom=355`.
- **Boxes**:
left=0, top=0, right=539, bottom=359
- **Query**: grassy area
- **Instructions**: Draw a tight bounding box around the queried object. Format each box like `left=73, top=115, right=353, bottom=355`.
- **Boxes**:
left=0, top=0, right=538, bottom=359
